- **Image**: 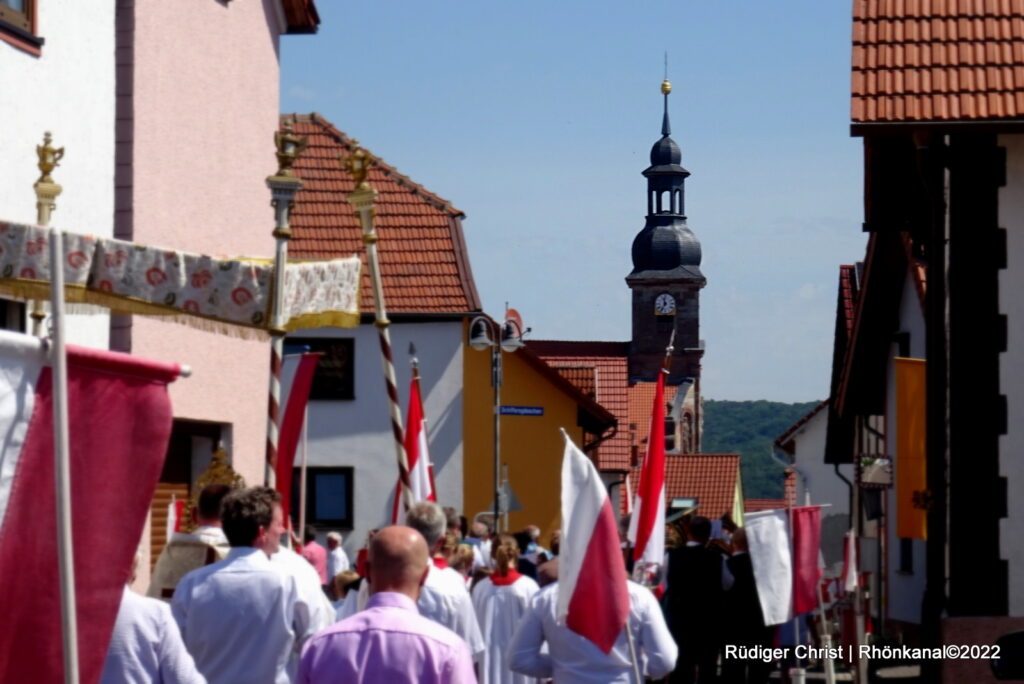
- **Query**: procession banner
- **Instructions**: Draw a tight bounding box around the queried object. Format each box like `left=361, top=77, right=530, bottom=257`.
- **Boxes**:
left=745, top=508, right=793, bottom=626
left=559, top=432, right=630, bottom=653
left=0, top=329, right=180, bottom=683
left=895, top=357, right=927, bottom=539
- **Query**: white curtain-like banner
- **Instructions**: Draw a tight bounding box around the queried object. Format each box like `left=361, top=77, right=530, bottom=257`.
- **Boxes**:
left=744, top=508, right=793, bottom=626
left=0, top=220, right=361, bottom=335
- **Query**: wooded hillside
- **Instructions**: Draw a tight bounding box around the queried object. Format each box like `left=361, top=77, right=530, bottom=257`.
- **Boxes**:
left=702, top=399, right=821, bottom=499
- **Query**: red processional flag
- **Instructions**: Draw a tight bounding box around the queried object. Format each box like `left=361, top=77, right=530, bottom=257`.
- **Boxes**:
left=628, top=369, right=667, bottom=565
left=392, top=373, right=435, bottom=523
left=275, top=352, right=321, bottom=526
left=0, top=329, right=180, bottom=683
left=558, top=432, right=630, bottom=653
left=791, top=505, right=823, bottom=615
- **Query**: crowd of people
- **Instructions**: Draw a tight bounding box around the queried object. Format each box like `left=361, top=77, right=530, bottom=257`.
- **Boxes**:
left=100, top=484, right=777, bottom=684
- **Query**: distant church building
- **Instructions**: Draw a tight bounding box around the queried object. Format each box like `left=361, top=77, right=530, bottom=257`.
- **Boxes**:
left=530, top=80, right=744, bottom=522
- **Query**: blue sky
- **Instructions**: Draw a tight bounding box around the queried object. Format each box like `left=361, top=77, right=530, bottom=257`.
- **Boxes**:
left=281, top=1, right=868, bottom=403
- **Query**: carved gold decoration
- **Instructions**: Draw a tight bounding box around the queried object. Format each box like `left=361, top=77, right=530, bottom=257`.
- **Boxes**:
left=180, top=447, right=246, bottom=533
left=36, top=131, right=64, bottom=184
left=342, top=139, right=372, bottom=190
left=273, top=122, right=308, bottom=178
left=661, top=79, right=672, bottom=95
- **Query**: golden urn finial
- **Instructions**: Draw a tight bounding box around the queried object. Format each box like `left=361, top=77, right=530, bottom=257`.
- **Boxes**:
left=36, top=131, right=64, bottom=184
left=661, top=79, right=672, bottom=95
left=342, top=139, right=372, bottom=189
left=273, top=121, right=308, bottom=178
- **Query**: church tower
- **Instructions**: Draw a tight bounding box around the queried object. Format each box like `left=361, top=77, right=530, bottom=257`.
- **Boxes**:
left=626, top=79, right=706, bottom=389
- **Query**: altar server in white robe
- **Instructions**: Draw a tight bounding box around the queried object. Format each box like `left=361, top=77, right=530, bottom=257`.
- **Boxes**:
left=172, top=487, right=315, bottom=684
left=472, top=534, right=541, bottom=684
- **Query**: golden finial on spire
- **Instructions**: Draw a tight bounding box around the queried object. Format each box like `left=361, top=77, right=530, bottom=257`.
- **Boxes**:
left=342, top=139, right=372, bottom=189
left=661, top=79, right=672, bottom=95
left=273, top=121, right=308, bottom=178
left=36, top=131, right=64, bottom=185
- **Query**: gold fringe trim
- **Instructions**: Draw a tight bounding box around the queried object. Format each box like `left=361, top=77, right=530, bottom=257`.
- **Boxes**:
left=283, top=310, right=361, bottom=332
left=0, top=279, right=359, bottom=336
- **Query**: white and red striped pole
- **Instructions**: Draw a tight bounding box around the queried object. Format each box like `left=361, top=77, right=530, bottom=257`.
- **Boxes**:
left=265, top=122, right=307, bottom=487
left=344, top=143, right=414, bottom=516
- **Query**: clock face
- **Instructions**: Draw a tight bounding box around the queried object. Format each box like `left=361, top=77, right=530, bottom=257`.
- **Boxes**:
left=654, top=293, right=676, bottom=315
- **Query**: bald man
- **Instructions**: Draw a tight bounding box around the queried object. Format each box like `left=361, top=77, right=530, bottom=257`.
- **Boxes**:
left=298, top=526, right=476, bottom=683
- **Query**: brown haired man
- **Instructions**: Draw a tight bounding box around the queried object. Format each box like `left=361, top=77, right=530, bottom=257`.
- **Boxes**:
left=171, top=487, right=314, bottom=684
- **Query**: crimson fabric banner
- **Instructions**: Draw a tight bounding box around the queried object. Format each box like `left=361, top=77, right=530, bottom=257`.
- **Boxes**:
left=0, top=330, right=179, bottom=683
left=276, top=352, right=321, bottom=524
left=791, top=505, right=822, bottom=615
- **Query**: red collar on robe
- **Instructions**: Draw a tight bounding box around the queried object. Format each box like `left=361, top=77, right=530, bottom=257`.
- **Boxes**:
left=490, top=570, right=523, bottom=586
left=432, top=557, right=449, bottom=570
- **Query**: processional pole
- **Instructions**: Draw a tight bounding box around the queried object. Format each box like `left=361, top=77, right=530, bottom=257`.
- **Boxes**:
left=343, top=142, right=414, bottom=516
left=265, top=122, right=307, bottom=488
left=35, top=132, right=79, bottom=684
left=31, top=132, right=64, bottom=336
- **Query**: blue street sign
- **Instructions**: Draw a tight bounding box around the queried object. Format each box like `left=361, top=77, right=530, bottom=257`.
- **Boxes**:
left=500, top=405, right=544, bottom=416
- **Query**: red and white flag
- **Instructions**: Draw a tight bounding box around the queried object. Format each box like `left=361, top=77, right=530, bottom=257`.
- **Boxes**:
left=167, top=497, right=185, bottom=539
left=791, top=506, right=823, bottom=615
left=392, top=373, right=435, bottom=523
left=275, top=352, right=321, bottom=524
left=558, top=432, right=630, bottom=653
left=628, top=370, right=667, bottom=566
left=0, top=329, right=179, bottom=683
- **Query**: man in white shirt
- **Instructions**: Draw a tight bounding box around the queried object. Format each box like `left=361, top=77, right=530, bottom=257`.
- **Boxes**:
left=148, top=484, right=233, bottom=601
left=172, top=487, right=314, bottom=684
left=340, top=502, right=484, bottom=659
left=326, top=531, right=350, bottom=583
left=508, top=580, right=678, bottom=683
left=102, top=554, right=204, bottom=684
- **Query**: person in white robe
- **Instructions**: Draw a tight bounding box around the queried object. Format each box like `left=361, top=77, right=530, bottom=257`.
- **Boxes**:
left=326, top=531, right=350, bottom=582
left=472, top=534, right=541, bottom=684
left=172, top=487, right=314, bottom=684
left=148, top=484, right=233, bottom=602
left=102, top=556, right=205, bottom=684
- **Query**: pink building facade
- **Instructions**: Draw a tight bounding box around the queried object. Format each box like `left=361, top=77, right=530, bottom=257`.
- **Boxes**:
left=114, top=0, right=318, bottom=582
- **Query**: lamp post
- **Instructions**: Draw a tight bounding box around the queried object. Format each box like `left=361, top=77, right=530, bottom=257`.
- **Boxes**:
left=468, top=313, right=525, bottom=533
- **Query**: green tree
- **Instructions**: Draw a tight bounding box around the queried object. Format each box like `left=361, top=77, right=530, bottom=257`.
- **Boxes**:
left=702, top=399, right=822, bottom=499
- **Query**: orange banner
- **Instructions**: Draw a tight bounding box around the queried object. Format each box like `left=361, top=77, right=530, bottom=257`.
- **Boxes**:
left=895, top=357, right=927, bottom=539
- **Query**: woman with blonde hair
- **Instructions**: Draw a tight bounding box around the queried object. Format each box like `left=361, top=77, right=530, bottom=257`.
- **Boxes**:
left=472, top=534, right=540, bottom=684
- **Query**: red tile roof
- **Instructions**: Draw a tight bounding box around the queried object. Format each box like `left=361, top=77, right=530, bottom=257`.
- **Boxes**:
left=529, top=340, right=632, bottom=472
left=627, top=381, right=680, bottom=450
left=852, top=0, right=1024, bottom=122
left=745, top=498, right=787, bottom=513
left=551, top=365, right=597, bottom=400
left=656, top=454, right=741, bottom=521
left=283, top=113, right=481, bottom=315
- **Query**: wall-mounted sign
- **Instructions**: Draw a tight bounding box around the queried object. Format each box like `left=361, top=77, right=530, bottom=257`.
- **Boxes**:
left=500, top=405, right=544, bottom=416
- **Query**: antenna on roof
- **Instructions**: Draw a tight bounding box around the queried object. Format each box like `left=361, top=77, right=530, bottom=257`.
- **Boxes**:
left=664, top=51, right=668, bottom=81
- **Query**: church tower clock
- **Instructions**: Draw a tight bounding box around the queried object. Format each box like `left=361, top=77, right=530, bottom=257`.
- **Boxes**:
left=626, top=79, right=706, bottom=387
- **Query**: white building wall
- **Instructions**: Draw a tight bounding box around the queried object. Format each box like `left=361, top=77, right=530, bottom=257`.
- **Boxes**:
left=0, top=1, right=114, bottom=348
left=884, top=270, right=927, bottom=624
left=998, top=133, right=1024, bottom=616
left=287, top=321, right=464, bottom=560
left=791, top=409, right=854, bottom=577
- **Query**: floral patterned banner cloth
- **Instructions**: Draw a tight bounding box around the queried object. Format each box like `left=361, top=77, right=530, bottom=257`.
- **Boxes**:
left=0, top=221, right=360, bottom=334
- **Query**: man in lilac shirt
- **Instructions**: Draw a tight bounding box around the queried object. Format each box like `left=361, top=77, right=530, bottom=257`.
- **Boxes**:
left=298, top=526, right=476, bottom=683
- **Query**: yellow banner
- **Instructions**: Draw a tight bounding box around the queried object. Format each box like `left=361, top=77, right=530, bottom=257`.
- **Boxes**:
left=895, top=357, right=927, bottom=539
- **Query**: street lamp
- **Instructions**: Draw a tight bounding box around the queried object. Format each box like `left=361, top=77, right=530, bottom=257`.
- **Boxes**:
left=468, top=313, right=526, bottom=533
